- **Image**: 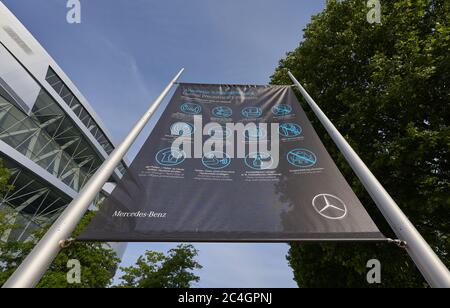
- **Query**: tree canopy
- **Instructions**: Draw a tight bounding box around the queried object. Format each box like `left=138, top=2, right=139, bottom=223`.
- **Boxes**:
left=0, top=211, right=121, bottom=288
left=117, top=244, right=202, bottom=288
left=0, top=157, right=203, bottom=288
left=271, top=0, right=449, bottom=288
left=0, top=157, right=120, bottom=288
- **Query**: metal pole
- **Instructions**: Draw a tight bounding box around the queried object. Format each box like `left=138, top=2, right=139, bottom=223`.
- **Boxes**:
left=288, top=71, right=450, bottom=288
left=3, top=68, right=185, bottom=288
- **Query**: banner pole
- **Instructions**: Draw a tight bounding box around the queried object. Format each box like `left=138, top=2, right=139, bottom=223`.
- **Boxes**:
left=288, top=71, right=450, bottom=288
left=3, top=68, right=185, bottom=288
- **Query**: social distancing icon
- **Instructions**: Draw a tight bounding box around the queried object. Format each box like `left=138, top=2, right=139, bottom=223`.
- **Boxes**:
left=155, top=148, right=186, bottom=167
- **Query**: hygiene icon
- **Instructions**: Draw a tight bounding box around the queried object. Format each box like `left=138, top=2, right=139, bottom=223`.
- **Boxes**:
left=202, top=151, right=231, bottom=170
left=212, top=106, right=233, bottom=118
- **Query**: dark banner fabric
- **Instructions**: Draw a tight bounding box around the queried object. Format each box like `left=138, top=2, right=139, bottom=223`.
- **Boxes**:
left=79, top=84, right=385, bottom=242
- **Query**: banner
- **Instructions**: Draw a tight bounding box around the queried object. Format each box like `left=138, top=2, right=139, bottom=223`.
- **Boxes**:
left=79, top=84, right=385, bottom=242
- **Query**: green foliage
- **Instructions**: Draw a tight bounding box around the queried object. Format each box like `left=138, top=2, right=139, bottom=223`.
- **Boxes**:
left=271, top=0, right=449, bottom=287
left=0, top=157, right=202, bottom=288
left=0, top=157, right=15, bottom=266
left=0, top=211, right=120, bottom=288
left=117, top=244, right=202, bottom=288
left=0, top=157, right=120, bottom=288
left=0, top=158, right=13, bottom=199
left=36, top=211, right=121, bottom=288
left=0, top=211, right=11, bottom=237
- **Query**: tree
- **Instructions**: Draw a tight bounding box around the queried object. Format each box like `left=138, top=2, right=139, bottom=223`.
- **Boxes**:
left=271, top=0, right=449, bottom=287
left=0, top=158, right=13, bottom=196
left=0, top=158, right=119, bottom=288
left=36, top=211, right=121, bottom=288
left=0, top=157, right=201, bottom=289
left=0, top=157, right=15, bottom=257
left=117, top=244, right=202, bottom=288
left=0, top=210, right=120, bottom=288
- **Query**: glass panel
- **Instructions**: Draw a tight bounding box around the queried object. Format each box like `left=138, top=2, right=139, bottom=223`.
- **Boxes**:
left=0, top=94, right=103, bottom=191
left=0, top=44, right=40, bottom=111
left=43, top=67, right=118, bottom=159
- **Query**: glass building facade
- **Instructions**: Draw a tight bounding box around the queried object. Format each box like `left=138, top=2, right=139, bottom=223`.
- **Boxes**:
left=0, top=1, right=126, bottom=256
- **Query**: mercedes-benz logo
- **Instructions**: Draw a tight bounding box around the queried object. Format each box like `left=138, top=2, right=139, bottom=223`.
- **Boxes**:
left=312, top=194, right=347, bottom=220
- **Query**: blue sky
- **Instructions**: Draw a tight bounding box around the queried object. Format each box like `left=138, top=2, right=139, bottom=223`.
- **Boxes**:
left=3, top=0, right=326, bottom=287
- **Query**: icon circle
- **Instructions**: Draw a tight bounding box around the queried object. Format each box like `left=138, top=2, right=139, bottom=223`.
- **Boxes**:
left=242, top=107, right=262, bottom=119
left=245, top=152, right=274, bottom=170
left=287, top=148, right=317, bottom=168
left=244, top=126, right=267, bottom=141
left=279, top=123, right=302, bottom=138
left=212, top=106, right=233, bottom=118
left=170, top=122, right=194, bottom=136
left=180, top=102, right=202, bottom=115
left=272, top=104, right=292, bottom=116
left=202, top=151, right=231, bottom=170
left=155, top=148, right=186, bottom=167
left=207, top=125, right=232, bottom=140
